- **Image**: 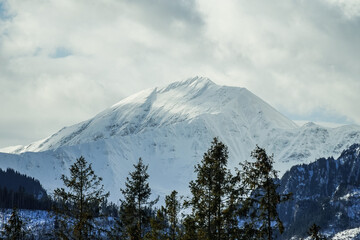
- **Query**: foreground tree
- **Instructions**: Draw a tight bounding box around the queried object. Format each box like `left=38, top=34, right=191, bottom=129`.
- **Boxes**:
left=185, top=137, right=240, bottom=240
left=145, top=207, right=168, bottom=240
left=53, top=156, right=109, bottom=240
left=241, top=146, right=291, bottom=240
left=1, top=207, right=27, bottom=240
left=147, top=190, right=182, bottom=240
left=181, top=216, right=198, bottom=240
left=165, top=190, right=181, bottom=240
left=120, top=158, right=158, bottom=240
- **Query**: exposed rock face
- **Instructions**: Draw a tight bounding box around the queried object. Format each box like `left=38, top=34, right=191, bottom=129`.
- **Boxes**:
left=279, top=144, right=360, bottom=239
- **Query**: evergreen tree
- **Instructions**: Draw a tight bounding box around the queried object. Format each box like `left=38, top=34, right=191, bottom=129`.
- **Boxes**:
left=53, top=156, right=109, bottom=240
left=145, top=207, right=168, bottom=240
left=185, top=137, right=240, bottom=240
left=120, top=157, right=158, bottom=240
left=165, top=190, right=181, bottom=240
left=241, top=146, right=291, bottom=240
left=308, top=223, right=327, bottom=240
left=2, top=207, right=26, bottom=240
left=222, top=174, right=244, bottom=240
left=108, top=218, right=127, bottom=240
left=180, top=216, right=198, bottom=240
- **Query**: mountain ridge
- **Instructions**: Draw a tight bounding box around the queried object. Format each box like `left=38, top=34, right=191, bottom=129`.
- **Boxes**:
left=2, top=77, right=298, bottom=154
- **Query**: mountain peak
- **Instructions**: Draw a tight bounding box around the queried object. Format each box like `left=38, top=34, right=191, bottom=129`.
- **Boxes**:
left=4, top=77, right=299, bottom=153
left=182, top=76, right=215, bottom=86
left=159, top=76, right=215, bottom=93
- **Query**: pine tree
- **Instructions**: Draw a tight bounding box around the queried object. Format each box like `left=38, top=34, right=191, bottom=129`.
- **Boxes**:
left=308, top=223, right=327, bottom=240
left=241, top=146, right=291, bottom=240
left=145, top=207, right=168, bottom=240
left=120, top=157, right=158, bottom=240
left=222, top=172, right=244, bottom=240
left=180, top=216, right=198, bottom=240
left=165, top=190, right=181, bottom=240
left=53, top=156, right=109, bottom=240
left=185, top=137, right=240, bottom=240
left=2, top=207, right=26, bottom=240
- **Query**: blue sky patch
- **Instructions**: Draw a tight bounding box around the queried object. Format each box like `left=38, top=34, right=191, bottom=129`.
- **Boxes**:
left=50, top=47, right=72, bottom=58
left=0, top=1, right=11, bottom=20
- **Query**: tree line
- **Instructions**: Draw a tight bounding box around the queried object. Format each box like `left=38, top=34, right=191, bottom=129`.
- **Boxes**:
left=0, top=168, right=52, bottom=210
left=0, top=186, right=52, bottom=210
left=0, top=168, right=45, bottom=195
left=1, top=137, right=327, bottom=239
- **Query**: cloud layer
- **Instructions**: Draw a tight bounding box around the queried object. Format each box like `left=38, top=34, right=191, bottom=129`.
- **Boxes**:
left=1, top=0, right=359, bottom=147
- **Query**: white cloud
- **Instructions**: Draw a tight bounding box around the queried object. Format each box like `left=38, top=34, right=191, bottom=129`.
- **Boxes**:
left=0, top=0, right=359, bottom=147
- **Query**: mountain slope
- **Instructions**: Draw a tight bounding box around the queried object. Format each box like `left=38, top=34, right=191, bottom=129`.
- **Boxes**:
left=0, top=77, right=360, bottom=203
left=279, top=144, right=360, bottom=239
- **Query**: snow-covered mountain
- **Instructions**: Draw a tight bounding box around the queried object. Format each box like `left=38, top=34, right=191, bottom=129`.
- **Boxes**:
left=0, top=77, right=360, bottom=203
left=4, top=77, right=298, bottom=154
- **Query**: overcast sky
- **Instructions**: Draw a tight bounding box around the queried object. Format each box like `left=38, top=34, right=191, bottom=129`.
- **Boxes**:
left=1, top=0, right=359, bottom=148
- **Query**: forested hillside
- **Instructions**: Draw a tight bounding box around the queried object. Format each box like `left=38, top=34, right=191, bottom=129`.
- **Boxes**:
left=0, top=168, right=51, bottom=210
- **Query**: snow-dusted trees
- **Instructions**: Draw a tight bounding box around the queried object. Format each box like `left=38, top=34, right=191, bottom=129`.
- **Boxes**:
left=1, top=207, right=27, bottom=240
left=146, top=190, right=182, bottom=240
left=119, top=158, right=158, bottom=240
left=0, top=140, right=297, bottom=239
left=184, top=137, right=242, bottom=240
left=182, top=139, right=291, bottom=240
left=165, top=190, right=181, bottom=240
left=53, top=156, right=109, bottom=240
left=240, top=146, right=292, bottom=240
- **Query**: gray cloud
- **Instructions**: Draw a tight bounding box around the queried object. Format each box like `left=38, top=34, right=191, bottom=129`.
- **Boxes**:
left=197, top=0, right=360, bottom=120
left=0, top=0, right=359, bottom=148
